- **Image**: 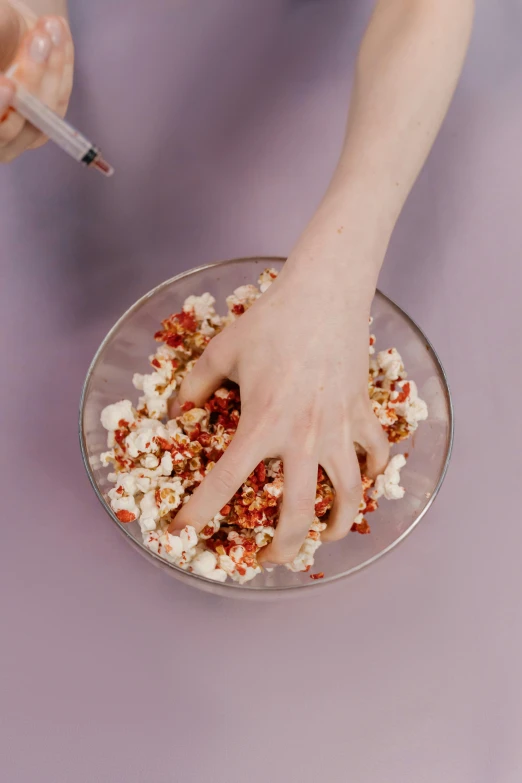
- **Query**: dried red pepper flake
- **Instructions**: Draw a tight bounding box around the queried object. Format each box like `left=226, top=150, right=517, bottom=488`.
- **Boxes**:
left=201, top=525, right=214, bottom=537
left=166, top=334, right=184, bottom=349
left=181, top=401, right=196, bottom=412
left=232, top=304, right=245, bottom=315
left=351, top=519, right=371, bottom=535
left=310, top=572, right=324, bottom=580
left=155, top=488, right=162, bottom=507
left=176, top=310, right=198, bottom=332
left=151, top=358, right=161, bottom=369
left=395, top=382, right=411, bottom=404
left=220, top=504, right=231, bottom=516
left=255, top=462, right=266, bottom=484
left=116, top=509, right=136, bottom=523
left=315, top=500, right=331, bottom=517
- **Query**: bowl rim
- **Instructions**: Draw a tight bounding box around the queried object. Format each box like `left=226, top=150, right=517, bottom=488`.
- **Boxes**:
left=79, top=255, right=454, bottom=592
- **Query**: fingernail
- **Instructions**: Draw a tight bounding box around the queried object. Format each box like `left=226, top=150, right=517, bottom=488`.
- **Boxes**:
left=44, top=18, right=63, bottom=47
left=29, top=32, right=52, bottom=64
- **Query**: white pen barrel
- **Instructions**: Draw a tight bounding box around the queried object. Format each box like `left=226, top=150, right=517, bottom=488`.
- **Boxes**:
left=11, top=84, right=93, bottom=162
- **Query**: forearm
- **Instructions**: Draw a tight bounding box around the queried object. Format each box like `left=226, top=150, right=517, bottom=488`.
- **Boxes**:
left=293, top=0, right=474, bottom=299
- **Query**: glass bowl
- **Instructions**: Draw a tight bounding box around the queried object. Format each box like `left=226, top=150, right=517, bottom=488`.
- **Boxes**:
left=80, top=257, right=453, bottom=599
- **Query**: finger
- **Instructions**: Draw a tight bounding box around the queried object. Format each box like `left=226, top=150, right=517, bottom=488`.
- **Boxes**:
left=258, top=454, right=317, bottom=565
left=320, top=448, right=363, bottom=543
left=168, top=423, right=264, bottom=534
left=355, top=411, right=390, bottom=479
left=0, top=3, right=27, bottom=72
left=37, top=18, right=67, bottom=107
left=21, top=17, right=67, bottom=152
left=168, top=341, right=230, bottom=418
left=57, top=21, right=74, bottom=116
left=28, top=18, right=73, bottom=150
left=0, top=25, right=52, bottom=152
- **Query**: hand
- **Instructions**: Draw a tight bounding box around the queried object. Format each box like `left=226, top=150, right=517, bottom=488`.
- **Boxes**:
left=168, top=250, right=390, bottom=565
left=0, top=1, right=73, bottom=163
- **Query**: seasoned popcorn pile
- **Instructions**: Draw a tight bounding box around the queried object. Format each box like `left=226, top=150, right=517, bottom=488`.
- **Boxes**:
left=100, top=269, right=428, bottom=584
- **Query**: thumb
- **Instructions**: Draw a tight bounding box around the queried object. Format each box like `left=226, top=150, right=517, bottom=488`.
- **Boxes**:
left=168, top=346, right=229, bottom=419
left=0, top=2, right=29, bottom=72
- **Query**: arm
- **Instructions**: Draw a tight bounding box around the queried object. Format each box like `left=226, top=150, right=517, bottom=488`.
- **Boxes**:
left=169, top=0, right=475, bottom=565
left=297, top=0, right=475, bottom=295
left=0, top=0, right=72, bottom=162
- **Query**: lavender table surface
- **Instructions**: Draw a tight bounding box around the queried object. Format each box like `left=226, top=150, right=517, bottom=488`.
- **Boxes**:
left=1, top=2, right=521, bottom=781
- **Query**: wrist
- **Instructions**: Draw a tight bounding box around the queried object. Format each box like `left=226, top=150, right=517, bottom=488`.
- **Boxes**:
left=286, top=186, right=390, bottom=304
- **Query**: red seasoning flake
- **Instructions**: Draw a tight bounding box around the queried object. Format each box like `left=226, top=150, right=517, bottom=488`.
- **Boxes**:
left=351, top=519, right=371, bottom=535
left=181, top=401, right=196, bottom=412
left=232, top=304, right=245, bottom=315
left=177, top=310, right=197, bottom=332
left=310, top=572, right=324, bottom=580
left=116, top=509, right=136, bottom=523
left=395, top=382, right=411, bottom=404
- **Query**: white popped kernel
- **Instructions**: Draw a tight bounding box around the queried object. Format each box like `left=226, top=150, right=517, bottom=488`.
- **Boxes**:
left=160, top=450, right=173, bottom=475
left=183, top=293, right=216, bottom=321
left=180, top=525, right=198, bottom=551
left=229, top=545, right=246, bottom=564
left=372, top=454, right=407, bottom=501
left=101, top=400, right=135, bottom=431
left=389, top=380, right=428, bottom=429
left=190, top=550, right=218, bottom=576
left=377, top=348, right=405, bottom=382
left=218, top=554, right=236, bottom=575
left=166, top=533, right=184, bottom=559
left=206, top=568, right=228, bottom=582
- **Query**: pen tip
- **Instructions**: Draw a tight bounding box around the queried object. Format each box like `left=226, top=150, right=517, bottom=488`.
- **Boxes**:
left=92, top=156, right=114, bottom=177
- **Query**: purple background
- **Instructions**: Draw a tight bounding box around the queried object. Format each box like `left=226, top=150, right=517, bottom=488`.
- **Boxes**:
left=1, top=1, right=522, bottom=781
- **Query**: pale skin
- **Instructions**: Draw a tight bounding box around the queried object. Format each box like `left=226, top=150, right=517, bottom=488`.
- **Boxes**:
left=0, top=0, right=475, bottom=564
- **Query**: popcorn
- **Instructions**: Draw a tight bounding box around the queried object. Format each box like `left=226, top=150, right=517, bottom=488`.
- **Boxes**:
left=377, top=348, right=405, bottom=382
left=101, top=400, right=135, bottom=431
left=371, top=454, right=407, bottom=501
left=258, top=268, right=278, bottom=293
left=99, top=269, right=427, bottom=584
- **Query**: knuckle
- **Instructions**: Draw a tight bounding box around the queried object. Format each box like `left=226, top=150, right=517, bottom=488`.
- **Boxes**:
left=290, top=494, right=316, bottom=517
left=213, top=465, right=238, bottom=497
left=203, top=336, right=227, bottom=371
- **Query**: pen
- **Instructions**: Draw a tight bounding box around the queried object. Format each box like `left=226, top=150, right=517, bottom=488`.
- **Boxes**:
left=8, top=81, right=114, bottom=177
left=5, top=0, right=113, bottom=176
